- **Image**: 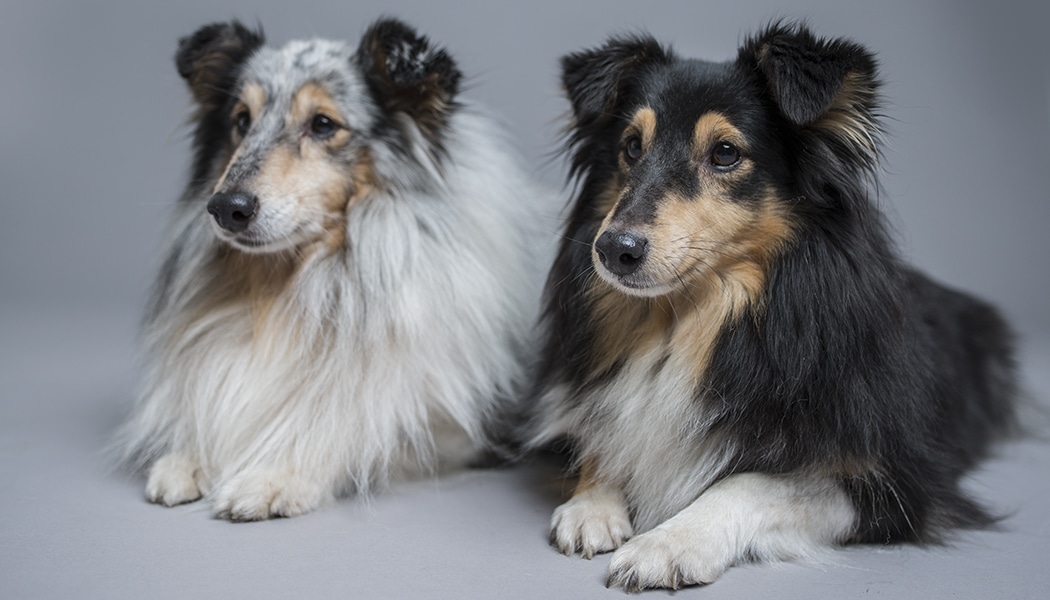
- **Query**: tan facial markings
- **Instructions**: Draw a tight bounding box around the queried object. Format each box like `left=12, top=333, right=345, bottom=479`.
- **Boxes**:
left=290, top=82, right=352, bottom=152
left=586, top=110, right=795, bottom=380
left=211, top=82, right=375, bottom=253
left=618, top=106, right=657, bottom=167
left=255, top=146, right=347, bottom=206
left=229, top=82, right=266, bottom=144
left=587, top=192, right=793, bottom=384
left=596, top=110, right=780, bottom=292
left=241, top=82, right=267, bottom=119
left=650, top=189, right=793, bottom=300
left=692, top=111, right=752, bottom=177
left=253, top=83, right=359, bottom=217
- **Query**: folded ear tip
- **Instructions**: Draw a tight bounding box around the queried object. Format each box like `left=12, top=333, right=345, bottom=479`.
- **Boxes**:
left=742, top=24, right=879, bottom=127
left=175, top=21, right=263, bottom=75
left=357, top=18, right=462, bottom=139
left=175, top=20, right=264, bottom=105
left=559, top=33, right=670, bottom=121
left=359, top=17, right=424, bottom=60
left=359, top=17, right=459, bottom=84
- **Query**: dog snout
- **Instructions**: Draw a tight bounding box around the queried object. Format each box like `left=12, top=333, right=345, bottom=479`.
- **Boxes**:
left=207, top=191, right=259, bottom=233
left=595, top=230, right=648, bottom=276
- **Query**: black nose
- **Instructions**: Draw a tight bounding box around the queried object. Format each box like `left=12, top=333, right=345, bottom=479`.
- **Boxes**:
left=207, top=191, right=258, bottom=233
left=595, top=230, right=648, bottom=276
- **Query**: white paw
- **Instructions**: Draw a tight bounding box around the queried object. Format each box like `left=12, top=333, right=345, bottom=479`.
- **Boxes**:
left=212, top=470, right=328, bottom=521
left=145, top=453, right=205, bottom=507
left=606, top=525, right=729, bottom=591
left=550, top=486, right=634, bottom=559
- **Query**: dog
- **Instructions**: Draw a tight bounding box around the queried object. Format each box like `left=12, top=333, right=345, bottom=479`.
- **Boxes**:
left=529, top=23, right=1018, bottom=590
left=116, top=18, right=547, bottom=521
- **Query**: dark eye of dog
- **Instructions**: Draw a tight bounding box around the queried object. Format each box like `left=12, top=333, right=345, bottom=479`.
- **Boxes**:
left=623, top=135, right=643, bottom=164
left=711, top=142, right=741, bottom=168
left=310, top=114, right=338, bottom=140
left=235, top=111, right=251, bottom=137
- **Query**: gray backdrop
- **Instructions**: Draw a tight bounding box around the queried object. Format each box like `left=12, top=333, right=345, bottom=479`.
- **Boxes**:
left=2, top=1, right=1048, bottom=599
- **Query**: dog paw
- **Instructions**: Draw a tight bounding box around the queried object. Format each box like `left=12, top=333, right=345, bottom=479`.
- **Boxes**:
left=550, top=486, right=633, bottom=559
left=146, top=453, right=205, bottom=506
left=606, top=526, right=728, bottom=592
left=212, top=470, right=327, bottom=521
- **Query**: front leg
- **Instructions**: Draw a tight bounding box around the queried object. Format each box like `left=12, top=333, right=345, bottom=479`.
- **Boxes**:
left=550, top=457, right=634, bottom=559
left=607, top=471, right=856, bottom=591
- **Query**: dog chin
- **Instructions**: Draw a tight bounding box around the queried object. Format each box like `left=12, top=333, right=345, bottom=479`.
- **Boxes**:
left=595, top=266, right=675, bottom=298
left=213, top=228, right=302, bottom=255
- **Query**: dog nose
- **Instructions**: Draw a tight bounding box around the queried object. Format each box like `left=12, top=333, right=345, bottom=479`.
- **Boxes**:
left=207, top=191, right=258, bottom=233
left=595, top=230, right=648, bottom=276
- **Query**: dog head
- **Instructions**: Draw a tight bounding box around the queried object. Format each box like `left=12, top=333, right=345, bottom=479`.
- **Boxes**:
left=176, top=19, right=462, bottom=253
left=561, top=23, right=880, bottom=298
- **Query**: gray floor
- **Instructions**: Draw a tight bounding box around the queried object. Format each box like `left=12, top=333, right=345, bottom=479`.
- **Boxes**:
left=1, top=309, right=1048, bottom=599
left=3, top=1, right=1049, bottom=598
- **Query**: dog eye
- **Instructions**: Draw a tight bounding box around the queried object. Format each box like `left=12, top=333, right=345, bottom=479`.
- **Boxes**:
left=622, top=135, right=643, bottom=165
left=310, top=114, right=339, bottom=139
left=234, top=111, right=251, bottom=137
left=711, top=142, right=741, bottom=168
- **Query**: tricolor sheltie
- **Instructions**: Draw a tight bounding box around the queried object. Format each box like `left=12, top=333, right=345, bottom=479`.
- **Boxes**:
left=530, top=24, right=1018, bottom=590
left=117, top=19, right=546, bottom=521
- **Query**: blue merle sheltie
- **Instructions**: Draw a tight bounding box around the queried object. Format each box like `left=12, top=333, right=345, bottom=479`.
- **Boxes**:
left=116, top=18, right=548, bottom=521
left=529, top=24, right=1018, bottom=590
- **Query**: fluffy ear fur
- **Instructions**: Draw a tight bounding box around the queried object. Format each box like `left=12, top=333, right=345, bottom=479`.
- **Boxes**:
left=175, top=21, right=264, bottom=110
left=740, top=23, right=882, bottom=174
left=742, top=23, right=878, bottom=125
left=559, top=35, right=671, bottom=183
left=561, top=35, right=672, bottom=131
left=356, top=18, right=462, bottom=142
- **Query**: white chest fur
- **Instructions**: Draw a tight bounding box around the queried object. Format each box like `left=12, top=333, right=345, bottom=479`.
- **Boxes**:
left=563, top=349, right=734, bottom=532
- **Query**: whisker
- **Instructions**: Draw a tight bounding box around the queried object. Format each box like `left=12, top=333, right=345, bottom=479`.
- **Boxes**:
left=562, top=236, right=593, bottom=249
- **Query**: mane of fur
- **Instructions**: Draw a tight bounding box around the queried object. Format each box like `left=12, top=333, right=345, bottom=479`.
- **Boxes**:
left=116, top=28, right=548, bottom=501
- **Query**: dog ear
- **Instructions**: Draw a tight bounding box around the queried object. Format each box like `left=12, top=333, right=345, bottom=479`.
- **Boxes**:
left=561, top=35, right=671, bottom=129
left=357, top=18, right=462, bottom=140
left=743, top=23, right=879, bottom=125
left=742, top=23, right=881, bottom=166
left=176, top=21, right=264, bottom=109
